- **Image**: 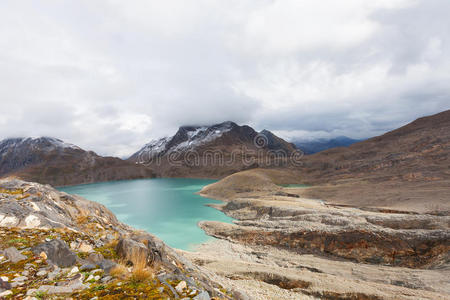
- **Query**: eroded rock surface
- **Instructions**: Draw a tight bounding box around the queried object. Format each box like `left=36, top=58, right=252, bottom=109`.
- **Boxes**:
left=200, top=198, right=449, bottom=268
left=193, top=172, right=450, bottom=299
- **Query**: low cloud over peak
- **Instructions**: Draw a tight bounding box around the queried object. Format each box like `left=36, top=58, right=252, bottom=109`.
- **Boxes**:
left=1, top=0, right=449, bottom=157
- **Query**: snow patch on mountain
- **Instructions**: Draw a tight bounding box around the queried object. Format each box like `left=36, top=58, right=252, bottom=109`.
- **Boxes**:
left=135, top=137, right=170, bottom=157
left=173, top=125, right=232, bottom=151
left=0, top=137, right=81, bottom=155
left=133, top=122, right=235, bottom=160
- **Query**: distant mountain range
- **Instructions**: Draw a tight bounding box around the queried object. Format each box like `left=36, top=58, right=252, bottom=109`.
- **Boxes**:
left=0, top=122, right=297, bottom=184
left=0, top=137, right=154, bottom=186
left=294, top=136, right=362, bottom=154
left=1, top=110, right=448, bottom=188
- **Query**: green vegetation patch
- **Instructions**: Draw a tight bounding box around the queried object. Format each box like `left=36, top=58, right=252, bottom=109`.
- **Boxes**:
left=95, top=242, right=119, bottom=260
left=73, top=279, right=173, bottom=299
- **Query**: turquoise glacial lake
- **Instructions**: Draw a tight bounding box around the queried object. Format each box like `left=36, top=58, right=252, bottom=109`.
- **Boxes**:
left=58, top=178, right=233, bottom=250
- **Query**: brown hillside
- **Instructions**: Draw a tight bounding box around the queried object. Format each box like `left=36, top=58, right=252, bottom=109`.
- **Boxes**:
left=202, top=110, right=450, bottom=213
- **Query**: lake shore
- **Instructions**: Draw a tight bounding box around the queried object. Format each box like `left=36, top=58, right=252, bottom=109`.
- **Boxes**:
left=190, top=169, right=450, bottom=299
left=59, top=178, right=233, bottom=250
left=0, top=177, right=238, bottom=299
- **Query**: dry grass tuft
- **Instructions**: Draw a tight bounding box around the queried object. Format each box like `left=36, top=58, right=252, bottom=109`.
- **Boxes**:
left=110, top=263, right=128, bottom=279
left=130, top=267, right=152, bottom=283
left=76, top=215, right=89, bottom=224
left=53, top=228, right=67, bottom=234
left=86, top=222, right=98, bottom=231
left=105, top=238, right=119, bottom=249
left=129, top=249, right=153, bottom=283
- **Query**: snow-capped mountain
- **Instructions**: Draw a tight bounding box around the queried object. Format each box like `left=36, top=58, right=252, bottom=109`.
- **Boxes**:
left=0, top=137, right=85, bottom=175
left=129, top=122, right=297, bottom=177
left=129, top=121, right=298, bottom=162
left=0, top=137, right=154, bottom=186
left=0, top=137, right=81, bottom=153
left=129, top=121, right=240, bottom=161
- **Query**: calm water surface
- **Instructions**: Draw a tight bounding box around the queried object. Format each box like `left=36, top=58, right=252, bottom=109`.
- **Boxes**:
left=58, top=178, right=233, bottom=250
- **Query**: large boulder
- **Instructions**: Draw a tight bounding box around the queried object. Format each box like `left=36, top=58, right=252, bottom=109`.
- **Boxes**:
left=87, top=252, right=104, bottom=264
left=98, top=259, right=117, bottom=273
left=115, top=238, right=149, bottom=265
left=31, top=239, right=77, bottom=267
left=128, top=232, right=168, bottom=266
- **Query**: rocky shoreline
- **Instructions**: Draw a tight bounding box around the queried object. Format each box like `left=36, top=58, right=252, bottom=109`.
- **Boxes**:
left=1, top=174, right=449, bottom=299
left=187, top=170, right=450, bottom=300
left=0, top=178, right=239, bottom=299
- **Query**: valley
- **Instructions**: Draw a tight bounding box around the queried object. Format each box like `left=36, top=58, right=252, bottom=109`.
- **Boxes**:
left=0, top=110, right=449, bottom=299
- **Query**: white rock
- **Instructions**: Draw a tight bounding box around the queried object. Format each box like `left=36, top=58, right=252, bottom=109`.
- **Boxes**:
left=68, top=266, right=79, bottom=276
left=86, top=274, right=94, bottom=282
left=94, top=275, right=100, bottom=281
left=0, top=214, right=18, bottom=227
left=175, top=280, right=187, bottom=293
left=24, top=215, right=40, bottom=228
left=0, top=290, right=13, bottom=297
left=30, top=202, right=40, bottom=211
left=11, top=281, right=25, bottom=287
left=12, top=275, right=27, bottom=282
left=26, top=288, right=37, bottom=296
left=36, top=270, right=47, bottom=277
left=78, top=242, right=93, bottom=253
left=0, top=276, right=8, bottom=281
left=70, top=241, right=78, bottom=250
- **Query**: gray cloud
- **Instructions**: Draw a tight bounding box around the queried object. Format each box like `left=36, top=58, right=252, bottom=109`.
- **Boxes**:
left=0, top=0, right=449, bottom=157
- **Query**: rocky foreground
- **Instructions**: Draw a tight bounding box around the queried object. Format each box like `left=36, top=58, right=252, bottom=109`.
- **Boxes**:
left=183, top=169, right=450, bottom=300
left=0, top=178, right=238, bottom=299
left=1, top=174, right=448, bottom=299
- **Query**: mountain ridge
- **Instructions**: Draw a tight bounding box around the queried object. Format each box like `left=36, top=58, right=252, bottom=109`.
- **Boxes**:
left=128, top=121, right=298, bottom=178
left=0, top=136, right=154, bottom=186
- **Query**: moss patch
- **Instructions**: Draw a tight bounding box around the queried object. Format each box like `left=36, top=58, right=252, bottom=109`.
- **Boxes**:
left=73, top=279, right=175, bottom=299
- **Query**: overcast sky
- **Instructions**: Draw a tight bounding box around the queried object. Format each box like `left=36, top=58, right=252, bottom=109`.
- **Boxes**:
left=1, top=0, right=449, bottom=157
